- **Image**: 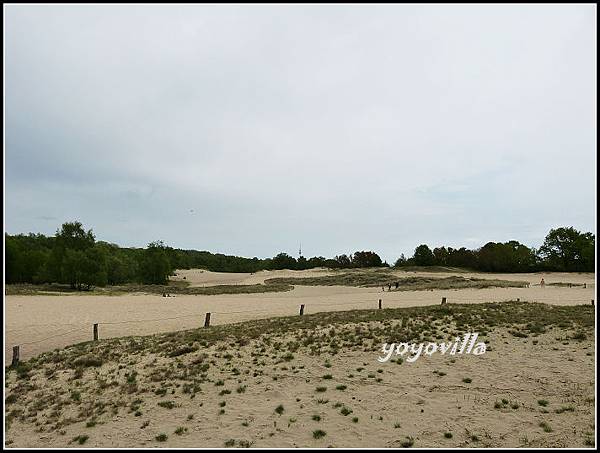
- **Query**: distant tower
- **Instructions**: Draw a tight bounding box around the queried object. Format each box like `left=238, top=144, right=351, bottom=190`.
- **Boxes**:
left=299, top=243, right=302, bottom=258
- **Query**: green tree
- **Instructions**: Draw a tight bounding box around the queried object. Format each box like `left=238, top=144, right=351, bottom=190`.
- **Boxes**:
left=138, top=241, right=173, bottom=284
left=538, top=227, right=595, bottom=272
left=352, top=251, right=383, bottom=268
left=413, top=244, right=434, bottom=266
left=394, top=254, right=408, bottom=267
left=270, top=252, right=297, bottom=270
left=51, top=221, right=97, bottom=287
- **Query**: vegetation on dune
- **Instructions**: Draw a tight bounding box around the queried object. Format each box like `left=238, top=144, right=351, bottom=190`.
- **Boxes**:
left=6, top=301, right=593, bottom=373
left=4, top=301, right=594, bottom=444
left=266, top=274, right=527, bottom=290
left=5, top=281, right=293, bottom=296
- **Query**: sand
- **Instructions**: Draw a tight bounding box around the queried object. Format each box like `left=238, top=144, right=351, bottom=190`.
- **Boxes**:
left=4, top=303, right=595, bottom=448
left=4, top=270, right=595, bottom=366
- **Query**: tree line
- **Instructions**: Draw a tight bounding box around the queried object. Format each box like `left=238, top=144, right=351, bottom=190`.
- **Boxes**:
left=4, top=222, right=387, bottom=288
left=4, top=222, right=594, bottom=290
left=395, top=227, right=595, bottom=273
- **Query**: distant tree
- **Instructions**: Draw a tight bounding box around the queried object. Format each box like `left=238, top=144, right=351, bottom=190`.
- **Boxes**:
left=296, top=256, right=309, bottom=270
left=270, top=252, right=297, bottom=270
left=307, top=256, right=327, bottom=268
left=5, top=235, right=22, bottom=283
left=138, top=241, right=172, bottom=284
left=51, top=221, right=98, bottom=288
left=55, top=221, right=95, bottom=251
left=446, top=247, right=477, bottom=269
left=538, top=227, right=595, bottom=272
left=394, top=253, right=408, bottom=267
left=333, top=254, right=352, bottom=268
left=432, top=247, right=449, bottom=266
left=477, top=241, right=535, bottom=273
left=413, top=244, right=434, bottom=266
left=352, top=251, right=383, bottom=268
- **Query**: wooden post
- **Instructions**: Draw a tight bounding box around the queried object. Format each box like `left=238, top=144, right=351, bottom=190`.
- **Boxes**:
left=378, top=299, right=382, bottom=309
left=517, top=298, right=520, bottom=302
left=441, top=297, right=447, bottom=305
left=299, top=304, right=305, bottom=316
left=584, top=283, right=587, bottom=289
left=204, top=312, right=211, bottom=328
left=592, top=300, right=595, bottom=307
left=12, top=345, right=20, bottom=367
left=93, top=323, right=99, bottom=341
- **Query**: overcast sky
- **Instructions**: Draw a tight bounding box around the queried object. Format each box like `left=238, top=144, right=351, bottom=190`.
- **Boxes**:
left=4, top=4, right=596, bottom=262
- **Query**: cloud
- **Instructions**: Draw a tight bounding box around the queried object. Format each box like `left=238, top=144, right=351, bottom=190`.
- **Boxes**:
left=4, top=4, right=596, bottom=262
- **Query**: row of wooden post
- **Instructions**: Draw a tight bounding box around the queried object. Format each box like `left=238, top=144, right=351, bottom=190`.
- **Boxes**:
left=10, top=297, right=596, bottom=367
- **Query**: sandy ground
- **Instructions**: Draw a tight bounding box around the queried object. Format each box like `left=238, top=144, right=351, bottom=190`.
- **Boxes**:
left=4, top=270, right=596, bottom=366
left=4, top=318, right=595, bottom=448
left=170, top=268, right=335, bottom=286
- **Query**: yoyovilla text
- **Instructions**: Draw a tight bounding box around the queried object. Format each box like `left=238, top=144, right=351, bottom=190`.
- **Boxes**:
left=378, top=333, right=486, bottom=363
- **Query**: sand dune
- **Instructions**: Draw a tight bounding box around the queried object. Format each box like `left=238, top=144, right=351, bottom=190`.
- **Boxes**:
left=5, top=301, right=595, bottom=448
left=5, top=270, right=595, bottom=366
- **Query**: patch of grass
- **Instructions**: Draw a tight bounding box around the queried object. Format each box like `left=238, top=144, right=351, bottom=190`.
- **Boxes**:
left=444, top=432, right=453, bottom=439
left=72, top=435, right=89, bottom=445
left=275, top=404, right=285, bottom=415
left=570, top=331, right=587, bottom=341
left=555, top=405, right=575, bottom=414
left=539, top=421, right=553, bottom=433
left=168, top=346, right=198, bottom=358
left=73, top=354, right=103, bottom=368
left=155, top=433, right=168, bottom=442
left=400, top=436, right=414, bottom=448
left=312, top=429, right=327, bottom=439
left=157, top=401, right=175, bottom=409
left=340, top=406, right=353, bottom=416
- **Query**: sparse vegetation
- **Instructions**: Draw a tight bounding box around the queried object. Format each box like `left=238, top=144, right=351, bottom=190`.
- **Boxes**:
left=312, top=429, right=327, bottom=439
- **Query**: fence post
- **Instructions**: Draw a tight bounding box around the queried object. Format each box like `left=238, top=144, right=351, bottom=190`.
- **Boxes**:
left=592, top=300, right=595, bottom=307
left=584, top=283, right=587, bottom=289
left=378, top=299, right=382, bottom=309
left=441, top=297, right=447, bottom=305
left=204, top=312, right=211, bottom=328
left=299, top=304, right=305, bottom=316
left=12, top=345, right=20, bottom=367
left=93, top=323, right=99, bottom=341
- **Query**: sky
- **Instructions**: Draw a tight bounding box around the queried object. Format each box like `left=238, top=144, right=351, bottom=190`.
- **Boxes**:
left=4, top=4, right=597, bottom=263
